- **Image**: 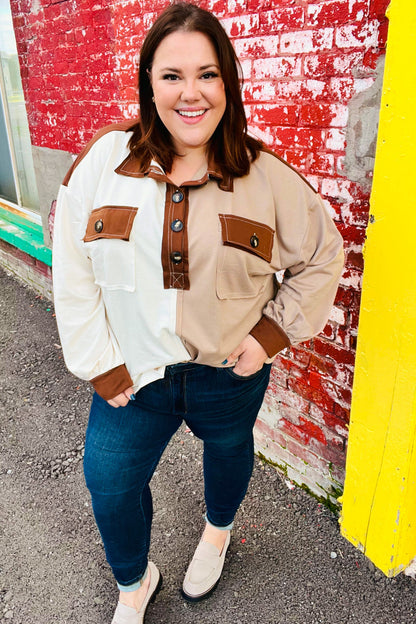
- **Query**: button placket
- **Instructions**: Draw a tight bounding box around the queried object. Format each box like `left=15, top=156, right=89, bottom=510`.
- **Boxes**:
left=170, top=189, right=184, bottom=272
left=162, top=185, right=190, bottom=290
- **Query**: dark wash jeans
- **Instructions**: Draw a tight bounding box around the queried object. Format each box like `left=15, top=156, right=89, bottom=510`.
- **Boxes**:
left=83, top=362, right=272, bottom=589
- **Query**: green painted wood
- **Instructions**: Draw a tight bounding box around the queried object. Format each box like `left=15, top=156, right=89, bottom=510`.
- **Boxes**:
left=0, top=206, right=52, bottom=266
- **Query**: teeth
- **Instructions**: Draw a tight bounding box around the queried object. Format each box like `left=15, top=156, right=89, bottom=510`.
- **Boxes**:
left=178, top=109, right=205, bottom=118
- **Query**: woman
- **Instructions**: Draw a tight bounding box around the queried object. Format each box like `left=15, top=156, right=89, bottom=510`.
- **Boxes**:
left=53, top=3, right=344, bottom=623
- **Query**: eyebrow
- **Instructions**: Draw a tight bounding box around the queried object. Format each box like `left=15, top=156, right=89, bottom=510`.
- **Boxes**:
left=158, top=64, right=220, bottom=72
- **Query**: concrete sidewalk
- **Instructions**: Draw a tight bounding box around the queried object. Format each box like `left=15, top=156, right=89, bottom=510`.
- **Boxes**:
left=1, top=266, right=415, bottom=624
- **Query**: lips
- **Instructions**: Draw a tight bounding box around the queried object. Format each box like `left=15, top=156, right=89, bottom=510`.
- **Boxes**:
left=177, top=109, right=206, bottom=118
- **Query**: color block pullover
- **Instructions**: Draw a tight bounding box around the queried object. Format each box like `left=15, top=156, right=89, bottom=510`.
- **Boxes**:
left=52, top=122, right=344, bottom=399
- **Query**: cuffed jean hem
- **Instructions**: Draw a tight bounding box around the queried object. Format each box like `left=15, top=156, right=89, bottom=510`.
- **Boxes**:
left=205, top=513, right=234, bottom=531
left=117, top=566, right=148, bottom=592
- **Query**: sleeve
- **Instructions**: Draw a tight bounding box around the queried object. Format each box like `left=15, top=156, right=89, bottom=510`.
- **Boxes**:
left=52, top=182, right=133, bottom=400
left=250, top=192, right=344, bottom=357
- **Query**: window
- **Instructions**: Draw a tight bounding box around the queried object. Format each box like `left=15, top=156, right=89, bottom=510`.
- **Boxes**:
left=0, top=0, right=39, bottom=213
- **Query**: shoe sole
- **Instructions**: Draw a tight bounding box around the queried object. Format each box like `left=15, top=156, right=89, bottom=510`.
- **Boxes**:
left=180, top=577, right=220, bottom=603
left=143, top=572, right=163, bottom=622
left=151, top=572, right=163, bottom=602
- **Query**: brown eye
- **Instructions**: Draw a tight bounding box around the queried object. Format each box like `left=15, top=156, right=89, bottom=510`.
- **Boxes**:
left=201, top=71, right=218, bottom=79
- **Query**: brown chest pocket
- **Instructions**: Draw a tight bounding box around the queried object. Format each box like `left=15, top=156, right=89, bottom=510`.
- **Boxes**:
left=84, top=206, right=138, bottom=292
left=84, top=205, right=138, bottom=242
left=216, top=214, right=275, bottom=299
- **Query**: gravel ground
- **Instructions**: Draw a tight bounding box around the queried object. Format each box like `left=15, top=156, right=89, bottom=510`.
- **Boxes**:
left=1, top=265, right=416, bottom=624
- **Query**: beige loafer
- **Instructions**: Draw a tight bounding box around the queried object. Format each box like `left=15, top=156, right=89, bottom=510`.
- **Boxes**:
left=111, top=561, right=162, bottom=624
left=182, top=531, right=230, bottom=602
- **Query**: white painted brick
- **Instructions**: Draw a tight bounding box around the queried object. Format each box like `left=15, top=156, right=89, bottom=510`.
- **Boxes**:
left=326, top=128, right=346, bottom=152
left=221, top=14, right=259, bottom=38
left=334, top=423, right=349, bottom=438
left=255, top=438, right=343, bottom=505
left=240, top=58, right=251, bottom=80
left=247, top=123, right=275, bottom=145
left=122, top=103, right=139, bottom=119
left=339, top=269, right=362, bottom=290
left=334, top=52, right=363, bottom=73
left=329, top=103, right=349, bottom=127
left=314, top=27, right=334, bottom=50
left=275, top=80, right=302, bottom=98
left=307, top=4, right=320, bottom=22
left=329, top=305, right=347, bottom=325
left=321, top=197, right=339, bottom=221
left=336, top=155, right=345, bottom=175
left=268, top=385, right=309, bottom=413
left=335, top=21, right=380, bottom=50
left=305, top=174, right=319, bottom=190
left=258, top=442, right=308, bottom=477
left=233, top=35, right=279, bottom=58
left=247, top=80, right=301, bottom=104
left=253, top=56, right=302, bottom=79
left=246, top=81, right=278, bottom=101
left=321, top=178, right=354, bottom=202
left=305, top=79, right=327, bottom=98
left=143, top=12, right=157, bottom=30
left=280, top=30, right=314, bottom=54
left=228, top=0, right=246, bottom=14
left=257, top=403, right=281, bottom=428
left=309, top=403, right=326, bottom=424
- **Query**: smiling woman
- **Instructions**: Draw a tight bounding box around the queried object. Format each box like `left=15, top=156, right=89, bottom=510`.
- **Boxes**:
left=52, top=3, right=344, bottom=623
left=149, top=30, right=226, bottom=182
left=130, top=1, right=261, bottom=181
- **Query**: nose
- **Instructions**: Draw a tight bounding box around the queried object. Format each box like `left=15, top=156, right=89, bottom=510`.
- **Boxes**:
left=180, top=78, right=201, bottom=102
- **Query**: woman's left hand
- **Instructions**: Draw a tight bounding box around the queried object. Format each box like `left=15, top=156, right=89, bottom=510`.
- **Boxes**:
left=225, top=335, right=268, bottom=377
left=107, top=386, right=135, bottom=408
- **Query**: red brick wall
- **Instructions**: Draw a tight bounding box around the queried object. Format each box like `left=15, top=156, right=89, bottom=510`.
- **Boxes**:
left=238, top=0, right=388, bottom=497
left=9, top=0, right=390, bottom=497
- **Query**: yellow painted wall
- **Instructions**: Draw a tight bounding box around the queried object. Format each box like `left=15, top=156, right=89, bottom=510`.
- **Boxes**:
left=340, top=0, right=416, bottom=576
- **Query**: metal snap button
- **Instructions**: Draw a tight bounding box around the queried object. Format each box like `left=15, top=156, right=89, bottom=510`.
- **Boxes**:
left=250, top=234, right=259, bottom=248
left=171, top=219, right=184, bottom=232
left=170, top=251, right=182, bottom=264
left=94, top=219, right=103, bottom=233
left=172, top=190, right=184, bottom=203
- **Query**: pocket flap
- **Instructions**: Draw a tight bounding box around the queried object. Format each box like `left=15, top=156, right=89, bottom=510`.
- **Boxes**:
left=84, top=206, right=138, bottom=242
left=219, top=214, right=274, bottom=263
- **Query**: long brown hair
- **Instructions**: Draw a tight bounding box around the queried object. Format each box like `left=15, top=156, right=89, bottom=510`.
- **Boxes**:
left=128, top=2, right=261, bottom=177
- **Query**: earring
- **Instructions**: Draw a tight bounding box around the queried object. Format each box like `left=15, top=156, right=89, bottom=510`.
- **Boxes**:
left=152, top=96, right=155, bottom=103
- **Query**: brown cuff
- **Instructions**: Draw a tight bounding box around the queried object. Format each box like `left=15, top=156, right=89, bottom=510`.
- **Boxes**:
left=90, top=364, right=133, bottom=401
left=249, top=315, right=290, bottom=358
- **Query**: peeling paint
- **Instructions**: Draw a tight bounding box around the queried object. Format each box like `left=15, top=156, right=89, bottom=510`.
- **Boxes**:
left=344, top=57, right=385, bottom=191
